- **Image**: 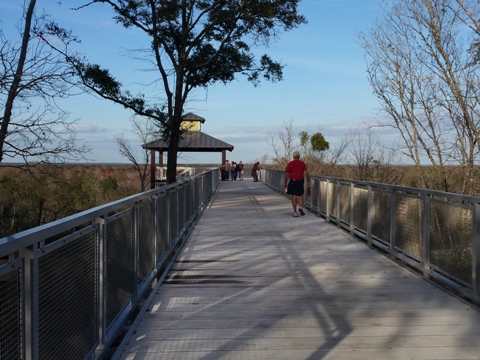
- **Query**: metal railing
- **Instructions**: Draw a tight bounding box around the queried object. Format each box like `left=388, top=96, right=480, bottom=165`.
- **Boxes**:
left=261, top=169, right=480, bottom=306
left=0, top=169, right=220, bottom=360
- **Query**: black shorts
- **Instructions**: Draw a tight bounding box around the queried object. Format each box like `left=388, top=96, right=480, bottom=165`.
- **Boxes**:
left=287, top=179, right=304, bottom=196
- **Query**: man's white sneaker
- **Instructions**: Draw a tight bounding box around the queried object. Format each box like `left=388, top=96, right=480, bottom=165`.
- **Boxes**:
left=293, top=212, right=299, bottom=217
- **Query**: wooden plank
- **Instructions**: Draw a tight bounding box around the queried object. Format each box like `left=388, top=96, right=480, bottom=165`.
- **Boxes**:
left=115, top=348, right=480, bottom=360
left=121, top=316, right=480, bottom=329
left=115, top=180, right=480, bottom=359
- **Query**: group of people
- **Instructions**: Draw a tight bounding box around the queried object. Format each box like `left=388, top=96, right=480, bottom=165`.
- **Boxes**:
left=221, top=160, right=262, bottom=182
left=221, top=160, right=245, bottom=181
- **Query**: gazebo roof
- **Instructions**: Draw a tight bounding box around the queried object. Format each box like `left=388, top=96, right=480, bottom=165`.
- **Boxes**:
left=143, top=131, right=234, bottom=152
left=182, top=112, right=206, bottom=123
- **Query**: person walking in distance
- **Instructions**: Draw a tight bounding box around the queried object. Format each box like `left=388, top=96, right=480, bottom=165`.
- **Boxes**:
left=224, top=160, right=231, bottom=181
left=231, top=161, right=237, bottom=180
left=237, top=161, right=244, bottom=180
left=252, top=162, right=260, bottom=182
left=284, top=151, right=310, bottom=217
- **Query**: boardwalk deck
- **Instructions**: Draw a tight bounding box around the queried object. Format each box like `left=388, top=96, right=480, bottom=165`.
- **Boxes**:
left=115, top=179, right=480, bottom=360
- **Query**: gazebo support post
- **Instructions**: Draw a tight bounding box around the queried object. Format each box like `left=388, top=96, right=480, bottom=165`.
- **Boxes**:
left=159, top=152, right=164, bottom=184
left=222, top=150, right=226, bottom=165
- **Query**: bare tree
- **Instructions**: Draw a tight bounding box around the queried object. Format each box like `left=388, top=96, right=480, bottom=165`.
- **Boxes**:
left=115, top=116, right=157, bottom=192
left=267, top=120, right=296, bottom=169
left=346, top=125, right=404, bottom=184
left=0, top=1, right=89, bottom=165
left=348, top=127, right=379, bottom=181
left=359, top=0, right=480, bottom=194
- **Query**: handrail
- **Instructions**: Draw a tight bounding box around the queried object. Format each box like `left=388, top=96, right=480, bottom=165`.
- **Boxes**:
left=0, top=169, right=220, bottom=360
left=260, top=168, right=480, bottom=307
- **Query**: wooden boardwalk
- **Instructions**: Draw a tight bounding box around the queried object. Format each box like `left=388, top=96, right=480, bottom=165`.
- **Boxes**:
left=115, top=179, right=480, bottom=360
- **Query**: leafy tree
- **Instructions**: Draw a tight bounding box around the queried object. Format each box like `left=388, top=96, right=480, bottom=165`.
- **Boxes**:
left=310, top=132, right=329, bottom=152
left=73, top=0, right=306, bottom=183
left=100, top=176, right=119, bottom=194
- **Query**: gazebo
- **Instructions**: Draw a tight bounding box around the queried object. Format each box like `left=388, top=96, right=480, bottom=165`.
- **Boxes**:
left=143, top=113, right=234, bottom=188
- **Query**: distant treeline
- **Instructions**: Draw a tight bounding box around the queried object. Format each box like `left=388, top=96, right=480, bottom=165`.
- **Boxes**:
left=1, top=163, right=478, bottom=238
left=0, top=164, right=141, bottom=238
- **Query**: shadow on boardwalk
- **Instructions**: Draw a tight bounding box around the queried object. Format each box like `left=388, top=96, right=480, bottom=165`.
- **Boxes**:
left=115, top=178, right=480, bottom=360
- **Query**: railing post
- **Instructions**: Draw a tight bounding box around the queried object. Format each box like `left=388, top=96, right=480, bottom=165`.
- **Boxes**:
left=473, top=202, right=480, bottom=306
left=20, top=246, right=38, bottom=360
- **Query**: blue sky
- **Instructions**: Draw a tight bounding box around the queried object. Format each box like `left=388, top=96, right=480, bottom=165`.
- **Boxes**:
left=1, top=0, right=391, bottom=165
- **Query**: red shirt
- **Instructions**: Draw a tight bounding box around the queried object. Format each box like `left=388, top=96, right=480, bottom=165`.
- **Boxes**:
left=285, top=159, right=307, bottom=180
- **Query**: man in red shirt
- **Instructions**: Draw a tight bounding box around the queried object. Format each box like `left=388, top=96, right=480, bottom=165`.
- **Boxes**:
left=284, top=151, right=310, bottom=217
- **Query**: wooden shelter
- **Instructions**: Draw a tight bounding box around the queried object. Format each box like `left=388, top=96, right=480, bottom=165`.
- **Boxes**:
left=143, top=113, right=234, bottom=188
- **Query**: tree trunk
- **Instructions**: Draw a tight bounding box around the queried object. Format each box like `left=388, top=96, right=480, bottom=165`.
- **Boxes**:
left=166, top=128, right=180, bottom=184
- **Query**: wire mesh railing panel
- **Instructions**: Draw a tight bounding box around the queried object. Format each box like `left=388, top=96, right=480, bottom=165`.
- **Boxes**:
left=352, top=186, right=368, bottom=231
left=371, top=189, right=391, bottom=244
left=339, top=183, right=351, bottom=224
left=178, top=185, right=186, bottom=229
left=192, top=180, right=199, bottom=219
left=38, top=231, right=98, bottom=360
left=138, top=200, right=155, bottom=281
left=157, top=194, right=168, bottom=259
left=395, top=194, right=423, bottom=259
left=430, top=200, right=473, bottom=286
left=0, top=265, right=22, bottom=360
left=310, top=177, right=320, bottom=210
left=319, top=180, right=327, bottom=213
left=195, top=179, right=201, bottom=214
left=197, top=177, right=204, bottom=207
left=186, top=181, right=194, bottom=221
left=185, top=182, right=192, bottom=222
left=328, top=181, right=337, bottom=217
left=106, top=211, right=134, bottom=327
left=169, top=190, right=179, bottom=242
